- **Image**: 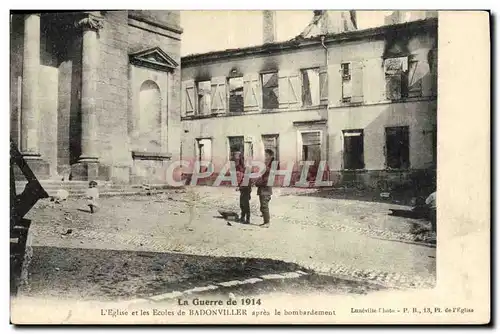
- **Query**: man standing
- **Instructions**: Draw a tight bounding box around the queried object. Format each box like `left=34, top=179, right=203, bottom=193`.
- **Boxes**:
left=234, top=151, right=252, bottom=224
left=255, top=149, right=275, bottom=228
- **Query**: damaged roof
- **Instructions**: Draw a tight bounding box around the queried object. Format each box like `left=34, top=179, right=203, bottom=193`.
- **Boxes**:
left=181, top=17, right=437, bottom=66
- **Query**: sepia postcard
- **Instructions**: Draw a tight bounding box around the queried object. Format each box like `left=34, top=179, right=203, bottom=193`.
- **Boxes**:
left=8, top=10, right=490, bottom=325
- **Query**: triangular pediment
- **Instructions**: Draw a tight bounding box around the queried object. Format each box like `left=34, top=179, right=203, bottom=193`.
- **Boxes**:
left=129, top=47, right=178, bottom=72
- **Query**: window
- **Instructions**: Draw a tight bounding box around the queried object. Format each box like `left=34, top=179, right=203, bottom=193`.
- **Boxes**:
left=343, top=130, right=364, bottom=170
left=229, top=77, right=243, bottom=113
left=261, top=72, right=279, bottom=109
left=385, top=126, right=410, bottom=169
left=228, top=136, right=244, bottom=159
left=301, top=132, right=321, bottom=163
left=301, top=131, right=321, bottom=182
left=341, top=63, right=351, bottom=80
left=341, top=63, right=352, bottom=103
left=197, top=81, right=211, bottom=115
left=384, top=56, right=423, bottom=100
left=196, top=138, right=212, bottom=173
left=301, top=68, right=320, bottom=106
left=262, top=134, right=279, bottom=162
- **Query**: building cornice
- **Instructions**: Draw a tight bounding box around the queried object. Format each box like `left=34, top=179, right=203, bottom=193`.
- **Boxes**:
left=181, top=18, right=438, bottom=66
left=128, top=12, right=183, bottom=35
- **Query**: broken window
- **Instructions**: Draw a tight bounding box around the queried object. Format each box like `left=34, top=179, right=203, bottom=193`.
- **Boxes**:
left=384, top=57, right=407, bottom=100
left=301, top=131, right=322, bottom=182
left=385, top=126, right=410, bottom=169
left=197, top=81, right=211, bottom=115
left=261, top=72, right=279, bottom=109
left=341, top=63, right=352, bottom=103
left=384, top=56, right=424, bottom=100
left=196, top=138, right=212, bottom=173
left=228, top=136, right=244, bottom=160
left=262, top=134, right=279, bottom=162
left=301, top=132, right=321, bottom=163
left=343, top=130, right=364, bottom=170
left=301, top=68, right=320, bottom=106
left=229, top=77, right=244, bottom=113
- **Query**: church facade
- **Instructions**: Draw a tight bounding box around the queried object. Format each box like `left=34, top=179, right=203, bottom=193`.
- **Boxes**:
left=10, top=11, right=182, bottom=184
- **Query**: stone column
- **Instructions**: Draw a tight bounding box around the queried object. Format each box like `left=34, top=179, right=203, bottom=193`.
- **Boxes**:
left=20, top=13, right=40, bottom=156
left=14, top=13, right=50, bottom=180
left=71, top=12, right=103, bottom=180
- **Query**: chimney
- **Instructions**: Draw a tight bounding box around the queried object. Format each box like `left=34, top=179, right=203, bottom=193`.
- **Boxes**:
left=385, top=11, right=437, bottom=25
left=262, top=10, right=276, bottom=44
left=321, top=11, right=357, bottom=34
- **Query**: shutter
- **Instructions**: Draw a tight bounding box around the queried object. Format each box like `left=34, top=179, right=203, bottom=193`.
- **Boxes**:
left=278, top=70, right=301, bottom=109
left=210, top=76, right=227, bottom=114
left=363, top=58, right=385, bottom=103
left=328, top=63, right=342, bottom=106
left=288, top=72, right=301, bottom=108
left=414, top=51, right=433, bottom=97
left=182, top=79, right=196, bottom=115
left=407, top=60, right=422, bottom=97
left=243, top=73, right=261, bottom=110
left=319, top=66, right=328, bottom=106
left=351, top=61, right=364, bottom=103
left=278, top=70, right=290, bottom=108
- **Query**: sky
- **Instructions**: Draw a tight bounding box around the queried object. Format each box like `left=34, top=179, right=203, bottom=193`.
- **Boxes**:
left=180, top=11, right=393, bottom=56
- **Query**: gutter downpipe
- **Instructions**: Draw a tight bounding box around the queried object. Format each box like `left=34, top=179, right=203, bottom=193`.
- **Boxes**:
left=320, top=35, right=331, bottom=184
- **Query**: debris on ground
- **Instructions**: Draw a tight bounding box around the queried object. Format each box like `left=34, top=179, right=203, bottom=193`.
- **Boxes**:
left=52, top=189, right=69, bottom=203
left=61, top=229, right=73, bottom=236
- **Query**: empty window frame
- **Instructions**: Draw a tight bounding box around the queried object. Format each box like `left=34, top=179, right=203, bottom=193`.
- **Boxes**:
left=228, top=136, right=245, bottom=160
left=262, top=134, right=279, bottom=162
left=196, top=138, right=212, bottom=173
left=197, top=81, right=211, bottom=115
left=261, top=72, right=279, bottom=109
left=341, top=63, right=352, bottom=103
left=301, top=131, right=321, bottom=163
left=343, top=130, right=364, bottom=170
left=384, top=56, right=423, bottom=100
left=301, top=68, right=320, bottom=106
left=228, top=77, right=244, bottom=113
left=385, top=126, right=410, bottom=169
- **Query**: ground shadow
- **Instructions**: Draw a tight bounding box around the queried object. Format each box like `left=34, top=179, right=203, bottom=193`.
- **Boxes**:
left=213, top=214, right=262, bottom=227
left=291, top=186, right=433, bottom=207
left=21, top=246, right=310, bottom=301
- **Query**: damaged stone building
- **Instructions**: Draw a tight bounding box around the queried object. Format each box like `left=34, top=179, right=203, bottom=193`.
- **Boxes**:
left=180, top=11, right=438, bottom=188
left=10, top=11, right=182, bottom=184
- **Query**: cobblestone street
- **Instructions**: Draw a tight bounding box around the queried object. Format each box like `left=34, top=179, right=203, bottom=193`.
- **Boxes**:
left=19, top=186, right=436, bottom=302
